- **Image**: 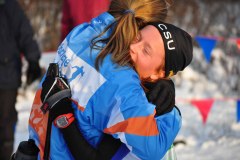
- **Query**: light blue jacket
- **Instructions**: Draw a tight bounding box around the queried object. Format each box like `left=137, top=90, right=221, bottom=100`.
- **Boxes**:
left=29, top=12, right=181, bottom=160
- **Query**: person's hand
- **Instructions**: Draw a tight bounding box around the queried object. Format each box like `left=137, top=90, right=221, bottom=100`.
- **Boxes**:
left=27, top=61, right=42, bottom=85
left=41, top=74, right=73, bottom=121
left=143, top=79, right=175, bottom=116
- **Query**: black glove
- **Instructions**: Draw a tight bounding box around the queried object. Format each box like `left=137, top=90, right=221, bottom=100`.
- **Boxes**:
left=40, top=72, right=73, bottom=121
left=143, top=79, right=175, bottom=116
left=11, top=139, right=39, bottom=160
left=27, top=61, right=42, bottom=85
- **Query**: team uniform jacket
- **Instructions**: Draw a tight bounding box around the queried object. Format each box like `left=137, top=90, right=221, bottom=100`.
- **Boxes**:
left=29, top=12, right=181, bottom=160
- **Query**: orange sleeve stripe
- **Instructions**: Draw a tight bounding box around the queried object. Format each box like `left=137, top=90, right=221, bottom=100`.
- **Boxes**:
left=38, top=143, right=44, bottom=160
left=29, top=88, right=48, bottom=159
left=104, top=112, right=159, bottom=136
left=33, top=89, right=42, bottom=105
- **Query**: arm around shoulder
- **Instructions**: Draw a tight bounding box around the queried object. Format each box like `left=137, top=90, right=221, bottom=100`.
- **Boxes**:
left=102, top=79, right=181, bottom=160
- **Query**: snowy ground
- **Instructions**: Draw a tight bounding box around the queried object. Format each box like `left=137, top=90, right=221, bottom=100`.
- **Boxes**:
left=14, top=53, right=240, bottom=160
left=175, top=100, right=240, bottom=160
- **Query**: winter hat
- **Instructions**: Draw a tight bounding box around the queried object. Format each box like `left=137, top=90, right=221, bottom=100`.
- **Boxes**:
left=149, top=22, right=193, bottom=77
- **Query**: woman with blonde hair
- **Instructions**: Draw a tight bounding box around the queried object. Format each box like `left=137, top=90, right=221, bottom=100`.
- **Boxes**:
left=27, top=0, right=193, bottom=159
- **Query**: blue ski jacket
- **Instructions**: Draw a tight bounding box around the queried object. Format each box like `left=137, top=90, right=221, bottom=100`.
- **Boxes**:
left=29, top=12, right=181, bottom=160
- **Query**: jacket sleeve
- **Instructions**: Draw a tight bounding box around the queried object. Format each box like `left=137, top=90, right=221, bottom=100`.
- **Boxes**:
left=7, top=0, right=41, bottom=63
left=103, top=77, right=182, bottom=160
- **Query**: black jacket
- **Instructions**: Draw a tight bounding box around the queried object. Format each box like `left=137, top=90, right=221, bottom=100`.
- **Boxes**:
left=0, top=0, right=40, bottom=89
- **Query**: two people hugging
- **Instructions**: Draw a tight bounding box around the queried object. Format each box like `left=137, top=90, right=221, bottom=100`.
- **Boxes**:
left=13, top=0, right=193, bottom=160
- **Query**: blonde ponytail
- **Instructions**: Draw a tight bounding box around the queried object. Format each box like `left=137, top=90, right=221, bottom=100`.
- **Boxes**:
left=92, top=0, right=173, bottom=70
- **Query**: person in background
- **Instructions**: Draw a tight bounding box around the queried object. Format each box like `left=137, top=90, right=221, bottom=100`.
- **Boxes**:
left=61, top=0, right=110, bottom=41
left=0, top=0, right=41, bottom=159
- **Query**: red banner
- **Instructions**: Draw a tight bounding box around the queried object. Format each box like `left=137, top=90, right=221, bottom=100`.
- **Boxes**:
left=191, top=99, right=214, bottom=124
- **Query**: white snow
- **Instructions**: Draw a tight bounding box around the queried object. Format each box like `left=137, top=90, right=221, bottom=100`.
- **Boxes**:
left=14, top=51, right=240, bottom=160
